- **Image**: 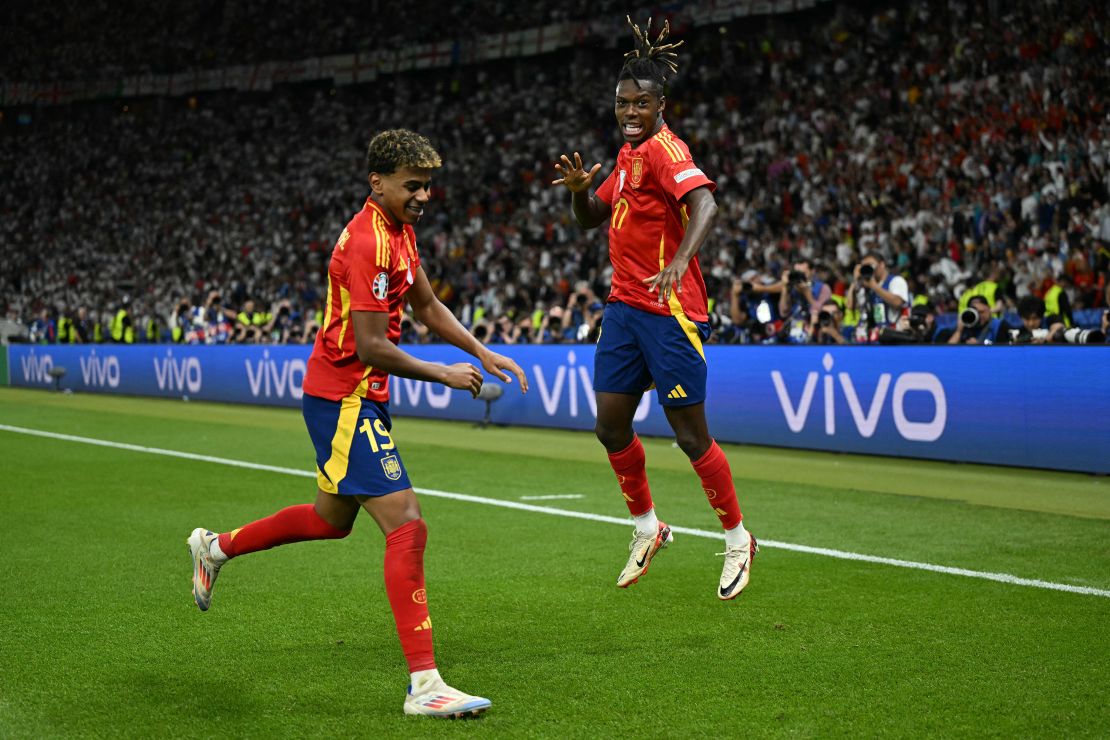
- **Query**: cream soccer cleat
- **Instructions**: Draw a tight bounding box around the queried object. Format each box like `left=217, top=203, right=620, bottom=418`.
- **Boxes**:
left=187, top=528, right=223, bottom=612
left=403, top=679, right=491, bottom=718
left=717, top=531, right=758, bottom=600
left=617, top=521, right=673, bottom=588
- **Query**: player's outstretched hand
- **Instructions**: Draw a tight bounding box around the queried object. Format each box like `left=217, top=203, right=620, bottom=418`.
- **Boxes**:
left=479, top=350, right=529, bottom=394
left=443, top=362, right=484, bottom=398
left=552, top=152, right=601, bottom=193
left=643, top=258, right=690, bottom=303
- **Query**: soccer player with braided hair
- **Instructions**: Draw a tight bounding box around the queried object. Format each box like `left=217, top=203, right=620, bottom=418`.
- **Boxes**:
left=188, top=129, right=528, bottom=718
left=553, top=18, right=757, bottom=600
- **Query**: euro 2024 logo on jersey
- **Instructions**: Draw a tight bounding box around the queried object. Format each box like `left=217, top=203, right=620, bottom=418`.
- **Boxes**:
left=373, top=272, right=389, bottom=300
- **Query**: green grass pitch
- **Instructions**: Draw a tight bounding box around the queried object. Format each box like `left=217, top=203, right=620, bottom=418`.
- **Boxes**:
left=1, top=387, right=1108, bottom=737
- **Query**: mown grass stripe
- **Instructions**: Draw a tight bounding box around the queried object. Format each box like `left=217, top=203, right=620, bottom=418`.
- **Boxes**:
left=2, top=422, right=1106, bottom=599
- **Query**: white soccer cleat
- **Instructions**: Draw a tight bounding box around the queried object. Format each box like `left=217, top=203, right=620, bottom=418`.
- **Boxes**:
left=187, top=528, right=223, bottom=612
left=403, top=679, right=491, bottom=718
left=617, top=522, right=673, bottom=588
left=717, top=532, right=758, bottom=600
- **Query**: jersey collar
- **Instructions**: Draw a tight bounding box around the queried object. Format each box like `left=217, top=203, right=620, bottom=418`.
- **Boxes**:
left=364, top=197, right=402, bottom=233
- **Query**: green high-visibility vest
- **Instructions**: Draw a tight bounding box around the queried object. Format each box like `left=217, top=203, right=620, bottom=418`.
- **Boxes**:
left=958, top=281, right=998, bottom=313
left=1044, top=285, right=1072, bottom=327
left=111, top=309, right=134, bottom=343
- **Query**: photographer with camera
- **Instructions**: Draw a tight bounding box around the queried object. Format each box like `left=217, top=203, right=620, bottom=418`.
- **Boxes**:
left=730, top=268, right=782, bottom=344
left=947, top=295, right=1003, bottom=344
left=845, top=254, right=909, bottom=343
left=882, top=301, right=945, bottom=344
left=1003, top=297, right=1061, bottom=344
left=778, top=259, right=831, bottom=344
left=810, top=300, right=849, bottom=344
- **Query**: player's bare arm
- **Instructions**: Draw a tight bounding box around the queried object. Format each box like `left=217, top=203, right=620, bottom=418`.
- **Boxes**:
left=406, top=266, right=529, bottom=393
left=552, top=151, right=609, bottom=229
left=351, top=309, right=483, bottom=396
left=643, top=185, right=717, bottom=301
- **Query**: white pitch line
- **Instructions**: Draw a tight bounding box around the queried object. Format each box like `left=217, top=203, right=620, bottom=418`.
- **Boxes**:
left=519, top=494, right=585, bottom=501
left=3, top=422, right=1108, bottom=599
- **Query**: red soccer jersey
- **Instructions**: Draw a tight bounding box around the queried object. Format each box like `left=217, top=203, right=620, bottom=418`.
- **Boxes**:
left=303, top=197, right=420, bottom=402
left=594, top=124, right=715, bottom=322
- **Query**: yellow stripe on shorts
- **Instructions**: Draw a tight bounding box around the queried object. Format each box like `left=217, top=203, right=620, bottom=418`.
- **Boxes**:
left=318, top=394, right=362, bottom=494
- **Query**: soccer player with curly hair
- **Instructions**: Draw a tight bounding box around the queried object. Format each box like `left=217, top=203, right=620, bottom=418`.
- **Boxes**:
left=188, top=129, right=528, bottom=718
left=553, top=18, right=757, bottom=600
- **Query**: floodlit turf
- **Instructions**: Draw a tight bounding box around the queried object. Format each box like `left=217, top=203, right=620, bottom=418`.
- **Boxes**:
left=0, top=387, right=1108, bottom=737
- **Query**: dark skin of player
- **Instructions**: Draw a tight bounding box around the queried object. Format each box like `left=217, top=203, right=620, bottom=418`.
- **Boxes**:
left=552, top=78, right=719, bottom=460
left=313, top=166, right=529, bottom=535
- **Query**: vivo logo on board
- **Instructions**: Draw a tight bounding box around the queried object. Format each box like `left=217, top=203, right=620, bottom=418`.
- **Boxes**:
left=79, top=350, right=121, bottom=388
left=245, top=351, right=304, bottom=399
left=771, top=353, right=946, bottom=442
left=154, top=351, right=203, bottom=394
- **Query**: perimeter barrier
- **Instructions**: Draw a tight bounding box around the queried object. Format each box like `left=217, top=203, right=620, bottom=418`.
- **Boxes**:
left=5, top=344, right=1108, bottom=474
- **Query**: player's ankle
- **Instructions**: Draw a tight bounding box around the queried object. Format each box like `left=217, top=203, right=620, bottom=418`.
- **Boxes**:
left=724, top=521, right=748, bottom=548
left=633, top=507, right=659, bottom=536
left=410, top=668, right=442, bottom=693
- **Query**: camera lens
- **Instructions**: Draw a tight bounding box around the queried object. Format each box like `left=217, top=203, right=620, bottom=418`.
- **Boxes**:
left=1062, top=328, right=1106, bottom=344
left=859, top=264, right=875, bottom=281
left=817, top=310, right=832, bottom=327
left=960, top=308, right=979, bottom=328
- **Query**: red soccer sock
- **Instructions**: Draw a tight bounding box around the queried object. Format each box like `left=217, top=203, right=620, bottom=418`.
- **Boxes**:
left=384, top=519, right=436, bottom=673
left=691, top=441, right=743, bottom=530
left=607, top=436, right=654, bottom=516
left=217, top=503, right=350, bottom=558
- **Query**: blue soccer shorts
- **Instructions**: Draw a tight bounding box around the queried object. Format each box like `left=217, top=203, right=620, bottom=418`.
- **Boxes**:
left=302, top=393, right=412, bottom=496
left=593, top=300, right=711, bottom=406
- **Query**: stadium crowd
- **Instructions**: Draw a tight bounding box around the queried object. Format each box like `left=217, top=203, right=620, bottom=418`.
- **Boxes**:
left=1, top=0, right=649, bottom=81
left=4, top=0, right=1109, bottom=347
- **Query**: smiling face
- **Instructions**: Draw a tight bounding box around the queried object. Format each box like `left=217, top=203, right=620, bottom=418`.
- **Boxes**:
left=614, top=78, right=665, bottom=146
left=369, top=166, right=434, bottom=225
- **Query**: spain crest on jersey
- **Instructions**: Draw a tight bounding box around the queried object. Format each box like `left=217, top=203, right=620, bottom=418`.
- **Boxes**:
left=381, top=454, right=402, bottom=481
left=631, top=156, right=644, bottom=188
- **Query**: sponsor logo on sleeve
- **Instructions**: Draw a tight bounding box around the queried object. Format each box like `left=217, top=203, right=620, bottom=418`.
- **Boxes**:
left=674, top=167, right=705, bottom=184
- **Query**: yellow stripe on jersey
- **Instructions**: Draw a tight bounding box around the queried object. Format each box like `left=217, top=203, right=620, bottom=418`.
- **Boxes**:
left=373, top=215, right=391, bottom=267
left=654, top=131, right=683, bottom=162
left=353, top=367, right=371, bottom=399
left=321, top=276, right=335, bottom=336
left=336, top=285, right=352, bottom=351
left=657, top=233, right=706, bottom=361
left=318, top=393, right=362, bottom=494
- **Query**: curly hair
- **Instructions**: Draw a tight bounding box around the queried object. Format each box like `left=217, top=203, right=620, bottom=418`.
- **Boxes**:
left=365, top=129, right=442, bottom=175
left=619, top=16, right=684, bottom=96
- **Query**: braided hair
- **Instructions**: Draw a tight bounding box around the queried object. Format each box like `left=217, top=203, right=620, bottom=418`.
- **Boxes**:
left=619, top=15, right=684, bottom=96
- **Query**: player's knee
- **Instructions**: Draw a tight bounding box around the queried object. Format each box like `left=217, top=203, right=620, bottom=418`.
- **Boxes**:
left=673, top=429, right=710, bottom=459
left=594, top=421, right=633, bottom=453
